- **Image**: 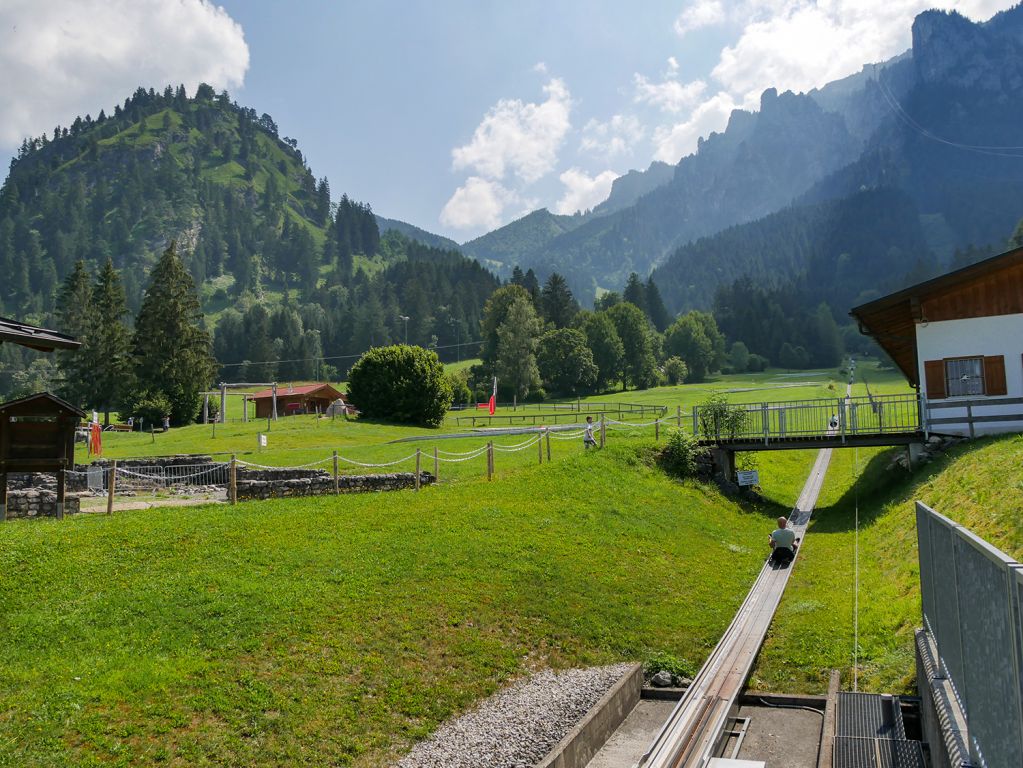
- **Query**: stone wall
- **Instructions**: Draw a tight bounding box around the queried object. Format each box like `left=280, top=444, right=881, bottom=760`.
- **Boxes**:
left=237, top=472, right=436, bottom=500
left=3, top=490, right=81, bottom=519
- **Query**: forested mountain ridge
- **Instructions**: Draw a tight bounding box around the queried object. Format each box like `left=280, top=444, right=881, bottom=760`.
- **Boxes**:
left=0, top=85, right=501, bottom=396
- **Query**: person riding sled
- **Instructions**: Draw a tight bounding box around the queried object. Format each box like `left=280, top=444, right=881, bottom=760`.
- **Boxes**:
left=769, top=516, right=798, bottom=565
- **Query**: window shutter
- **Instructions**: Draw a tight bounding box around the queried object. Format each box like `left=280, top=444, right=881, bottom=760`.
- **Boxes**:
left=924, top=360, right=946, bottom=399
left=984, top=355, right=1007, bottom=396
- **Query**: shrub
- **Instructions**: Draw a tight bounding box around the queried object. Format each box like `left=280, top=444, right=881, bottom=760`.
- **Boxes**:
left=746, top=353, right=769, bottom=372
left=659, top=428, right=702, bottom=479
left=645, top=650, right=696, bottom=682
left=120, top=390, right=172, bottom=428
left=445, top=370, right=473, bottom=408
left=663, top=356, right=689, bottom=385
left=347, top=345, right=452, bottom=427
left=697, top=393, right=748, bottom=439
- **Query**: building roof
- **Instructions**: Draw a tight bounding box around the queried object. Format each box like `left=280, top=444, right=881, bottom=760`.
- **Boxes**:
left=0, top=316, right=80, bottom=352
left=0, top=391, right=86, bottom=417
left=250, top=383, right=345, bottom=401
left=850, top=245, right=1023, bottom=386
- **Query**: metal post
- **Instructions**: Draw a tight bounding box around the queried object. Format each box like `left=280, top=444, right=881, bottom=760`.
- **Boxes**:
left=838, top=397, right=846, bottom=443
left=433, top=446, right=439, bottom=481
left=272, top=383, right=278, bottom=421
left=333, top=450, right=339, bottom=495
left=545, top=429, right=551, bottom=461
left=203, top=393, right=209, bottom=424
left=106, top=460, right=116, bottom=515
left=676, top=405, right=681, bottom=428
left=538, top=433, right=543, bottom=464
left=220, top=383, right=227, bottom=424
left=229, top=454, right=237, bottom=505
left=415, top=449, right=422, bottom=490
left=242, top=395, right=248, bottom=423
left=762, top=403, right=769, bottom=445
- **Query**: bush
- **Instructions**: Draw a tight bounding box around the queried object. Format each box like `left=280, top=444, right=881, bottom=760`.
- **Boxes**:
left=120, top=390, right=172, bottom=428
left=347, top=345, right=452, bottom=427
left=663, top=356, right=689, bottom=385
left=659, top=428, right=702, bottom=479
left=746, top=353, right=769, bottom=372
left=697, top=393, right=748, bottom=439
left=445, top=370, right=473, bottom=408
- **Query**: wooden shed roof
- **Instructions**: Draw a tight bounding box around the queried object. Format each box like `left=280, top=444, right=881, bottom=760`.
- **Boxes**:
left=250, top=383, right=344, bottom=401
left=0, top=391, right=86, bottom=417
left=850, top=245, right=1023, bottom=387
left=0, top=317, right=80, bottom=352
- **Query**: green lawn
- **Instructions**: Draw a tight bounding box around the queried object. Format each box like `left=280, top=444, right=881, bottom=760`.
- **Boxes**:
left=0, top=440, right=783, bottom=767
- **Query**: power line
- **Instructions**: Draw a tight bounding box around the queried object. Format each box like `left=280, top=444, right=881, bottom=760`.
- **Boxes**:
left=217, top=338, right=484, bottom=368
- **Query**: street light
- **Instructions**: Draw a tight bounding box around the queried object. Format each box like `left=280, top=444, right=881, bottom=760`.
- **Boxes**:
left=398, top=315, right=409, bottom=345
left=448, top=317, right=459, bottom=362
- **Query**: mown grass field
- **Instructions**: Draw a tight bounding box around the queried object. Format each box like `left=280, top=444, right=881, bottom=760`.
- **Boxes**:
left=0, top=440, right=786, bottom=767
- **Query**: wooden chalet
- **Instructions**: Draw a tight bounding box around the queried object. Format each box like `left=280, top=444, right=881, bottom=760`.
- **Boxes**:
left=250, top=383, right=345, bottom=418
left=851, top=245, right=1023, bottom=437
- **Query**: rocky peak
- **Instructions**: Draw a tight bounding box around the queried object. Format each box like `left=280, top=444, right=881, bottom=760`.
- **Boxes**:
left=912, top=8, right=1023, bottom=91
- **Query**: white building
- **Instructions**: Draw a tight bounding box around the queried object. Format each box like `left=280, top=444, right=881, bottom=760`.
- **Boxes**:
left=851, top=246, right=1023, bottom=437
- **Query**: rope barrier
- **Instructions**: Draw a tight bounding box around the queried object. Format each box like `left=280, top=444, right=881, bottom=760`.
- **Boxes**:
left=436, top=448, right=490, bottom=463
left=493, top=435, right=541, bottom=451
left=236, top=457, right=332, bottom=470
left=337, top=453, right=418, bottom=468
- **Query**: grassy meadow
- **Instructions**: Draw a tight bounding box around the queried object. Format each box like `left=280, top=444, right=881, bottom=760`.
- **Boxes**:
left=4, top=359, right=982, bottom=766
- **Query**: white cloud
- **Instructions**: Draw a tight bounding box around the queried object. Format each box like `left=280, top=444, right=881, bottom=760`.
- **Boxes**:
left=652, top=91, right=738, bottom=162
left=634, top=74, right=707, bottom=114
left=440, top=177, right=525, bottom=231
left=451, top=78, right=572, bottom=184
left=580, top=115, right=646, bottom=159
left=0, top=0, right=248, bottom=147
left=554, top=168, right=620, bottom=215
left=674, top=0, right=726, bottom=36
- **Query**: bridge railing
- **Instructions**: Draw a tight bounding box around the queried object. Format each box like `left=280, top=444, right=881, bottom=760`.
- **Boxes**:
left=692, top=393, right=921, bottom=442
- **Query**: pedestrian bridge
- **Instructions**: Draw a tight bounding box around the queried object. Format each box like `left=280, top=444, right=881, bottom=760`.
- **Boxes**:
left=692, top=393, right=924, bottom=451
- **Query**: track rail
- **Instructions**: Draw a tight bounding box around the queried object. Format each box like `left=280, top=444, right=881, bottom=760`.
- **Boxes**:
left=637, top=446, right=833, bottom=768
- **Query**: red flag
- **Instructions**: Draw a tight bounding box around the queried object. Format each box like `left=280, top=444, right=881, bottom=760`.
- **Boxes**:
left=488, top=377, right=496, bottom=415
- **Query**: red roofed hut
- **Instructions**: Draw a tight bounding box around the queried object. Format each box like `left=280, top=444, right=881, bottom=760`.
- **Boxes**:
left=250, top=383, right=345, bottom=418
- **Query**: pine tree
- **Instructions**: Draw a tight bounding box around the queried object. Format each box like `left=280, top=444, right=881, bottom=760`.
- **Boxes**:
left=88, top=259, right=133, bottom=424
left=131, top=242, right=216, bottom=424
left=540, top=272, right=578, bottom=328
left=622, top=272, right=647, bottom=314
left=496, top=295, right=542, bottom=400
left=54, top=260, right=94, bottom=408
left=644, top=276, right=672, bottom=332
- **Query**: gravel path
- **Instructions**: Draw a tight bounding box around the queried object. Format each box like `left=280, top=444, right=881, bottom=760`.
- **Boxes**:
left=396, top=663, right=633, bottom=768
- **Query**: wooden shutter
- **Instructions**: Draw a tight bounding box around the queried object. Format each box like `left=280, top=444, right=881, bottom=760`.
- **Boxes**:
left=924, top=360, right=946, bottom=399
left=984, top=355, right=1007, bottom=396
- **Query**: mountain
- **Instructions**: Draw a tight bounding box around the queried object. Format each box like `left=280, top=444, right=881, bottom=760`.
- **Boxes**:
left=460, top=208, right=586, bottom=276
left=591, top=161, right=674, bottom=216
left=0, top=85, right=500, bottom=396
left=375, top=215, right=461, bottom=252
left=470, top=5, right=1023, bottom=308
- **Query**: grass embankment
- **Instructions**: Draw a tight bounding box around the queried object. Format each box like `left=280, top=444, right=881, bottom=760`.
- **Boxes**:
left=752, top=433, right=1023, bottom=694
left=0, top=440, right=785, bottom=767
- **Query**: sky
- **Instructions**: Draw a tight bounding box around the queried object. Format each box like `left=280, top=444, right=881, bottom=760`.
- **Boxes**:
left=0, top=0, right=1015, bottom=243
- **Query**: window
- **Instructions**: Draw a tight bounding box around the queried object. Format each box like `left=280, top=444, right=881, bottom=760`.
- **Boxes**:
left=945, top=357, right=984, bottom=397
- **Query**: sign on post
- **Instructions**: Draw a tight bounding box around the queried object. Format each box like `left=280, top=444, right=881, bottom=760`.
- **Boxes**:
left=258, top=433, right=268, bottom=448
left=737, top=469, right=759, bottom=486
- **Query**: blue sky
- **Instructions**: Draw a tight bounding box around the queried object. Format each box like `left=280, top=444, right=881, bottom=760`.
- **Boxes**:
left=0, top=1, right=1013, bottom=242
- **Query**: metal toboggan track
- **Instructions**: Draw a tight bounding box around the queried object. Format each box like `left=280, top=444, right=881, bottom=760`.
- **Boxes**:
left=637, top=445, right=834, bottom=768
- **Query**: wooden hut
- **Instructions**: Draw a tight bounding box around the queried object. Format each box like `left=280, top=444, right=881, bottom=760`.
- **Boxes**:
left=250, top=383, right=345, bottom=418
left=0, top=392, right=86, bottom=520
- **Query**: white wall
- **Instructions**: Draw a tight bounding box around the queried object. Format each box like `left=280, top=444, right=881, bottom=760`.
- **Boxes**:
left=916, top=313, right=1023, bottom=436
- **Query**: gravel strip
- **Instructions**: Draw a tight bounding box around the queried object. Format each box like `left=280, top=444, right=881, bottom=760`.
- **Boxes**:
left=396, top=663, right=633, bottom=768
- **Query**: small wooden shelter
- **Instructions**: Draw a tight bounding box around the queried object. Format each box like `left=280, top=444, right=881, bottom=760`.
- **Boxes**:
left=250, top=383, right=345, bottom=418
left=0, top=316, right=80, bottom=351
left=0, top=392, right=86, bottom=520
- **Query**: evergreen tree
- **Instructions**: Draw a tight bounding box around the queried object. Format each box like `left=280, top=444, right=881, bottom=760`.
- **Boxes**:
left=131, top=242, right=216, bottom=424
left=578, top=311, right=624, bottom=391
left=645, top=276, right=672, bottom=332
left=88, top=259, right=133, bottom=424
left=54, top=260, right=94, bottom=407
left=540, top=272, right=579, bottom=328
left=622, top=273, right=647, bottom=314
left=496, top=295, right=542, bottom=400
left=479, top=284, right=532, bottom=370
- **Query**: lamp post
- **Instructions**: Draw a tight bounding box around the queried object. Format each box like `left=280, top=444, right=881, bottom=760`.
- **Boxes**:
left=399, top=315, right=409, bottom=345
left=448, top=317, right=459, bottom=362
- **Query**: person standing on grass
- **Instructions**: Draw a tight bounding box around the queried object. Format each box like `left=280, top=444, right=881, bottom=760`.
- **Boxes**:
left=769, top=516, right=797, bottom=565
left=583, top=415, right=597, bottom=449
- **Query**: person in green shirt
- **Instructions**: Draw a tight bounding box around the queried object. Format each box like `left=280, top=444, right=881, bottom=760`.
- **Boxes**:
left=769, top=516, right=798, bottom=565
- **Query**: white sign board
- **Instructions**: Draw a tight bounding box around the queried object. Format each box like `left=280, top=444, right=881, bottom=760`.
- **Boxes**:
left=737, top=469, right=759, bottom=487
left=258, top=433, right=268, bottom=448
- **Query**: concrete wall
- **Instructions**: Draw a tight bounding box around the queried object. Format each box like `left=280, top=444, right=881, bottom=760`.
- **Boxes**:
left=916, top=313, right=1023, bottom=435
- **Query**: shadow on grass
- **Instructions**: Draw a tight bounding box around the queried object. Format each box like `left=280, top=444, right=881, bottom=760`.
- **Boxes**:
left=809, top=438, right=999, bottom=534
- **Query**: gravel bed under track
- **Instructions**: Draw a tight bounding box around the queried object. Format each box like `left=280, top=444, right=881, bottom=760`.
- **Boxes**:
left=396, top=663, right=633, bottom=768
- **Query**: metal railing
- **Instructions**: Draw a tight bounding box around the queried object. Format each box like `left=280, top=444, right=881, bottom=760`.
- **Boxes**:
left=692, top=393, right=921, bottom=443
left=916, top=501, right=1023, bottom=768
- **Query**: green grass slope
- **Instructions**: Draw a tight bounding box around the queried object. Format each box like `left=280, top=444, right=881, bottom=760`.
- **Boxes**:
left=753, top=432, right=1023, bottom=694
left=0, top=441, right=783, bottom=767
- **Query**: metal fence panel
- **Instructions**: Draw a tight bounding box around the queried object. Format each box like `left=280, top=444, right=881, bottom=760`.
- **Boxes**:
left=927, top=510, right=966, bottom=710
left=954, top=528, right=1023, bottom=768
left=915, top=503, right=937, bottom=635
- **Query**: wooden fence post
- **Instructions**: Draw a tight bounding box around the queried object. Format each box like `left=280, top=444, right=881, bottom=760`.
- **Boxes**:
left=106, top=460, right=117, bottom=515
left=655, top=418, right=660, bottom=441
left=229, top=454, right=237, bottom=505
left=600, top=416, right=606, bottom=448
left=538, top=433, right=543, bottom=464
left=487, top=441, right=494, bottom=480
left=433, top=446, right=439, bottom=481
left=333, top=450, right=339, bottom=495
left=415, top=449, right=422, bottom=490
left=545, top=428, right=551, bottom=462
left=676, top=405, right=682, bottom=428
